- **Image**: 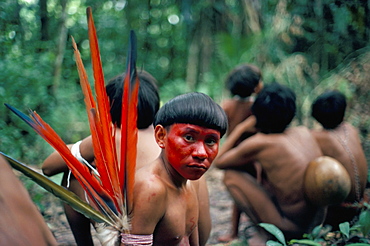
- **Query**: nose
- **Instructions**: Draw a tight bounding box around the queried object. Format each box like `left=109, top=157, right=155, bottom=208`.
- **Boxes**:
left=193, top=142, right=208, bottom=160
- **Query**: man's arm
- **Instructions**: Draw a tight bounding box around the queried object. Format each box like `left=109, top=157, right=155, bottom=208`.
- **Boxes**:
left=218, top=116, right=256, bottom=157
left=128, top=175, right=167, bottom=237
left=42, top=144, right=73, bottom=176
left=196, top=177, right=211, bottom=246
left=214, top=116, right=258, bottom=169
left=42, top=135, right=94, bottom=176
left=78, top=135, right=95, bottom=162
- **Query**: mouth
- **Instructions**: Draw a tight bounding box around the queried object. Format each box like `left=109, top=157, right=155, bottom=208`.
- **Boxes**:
left=188, top=164, right=208, bottom=170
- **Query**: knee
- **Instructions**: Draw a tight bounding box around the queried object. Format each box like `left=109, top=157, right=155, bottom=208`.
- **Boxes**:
left=223, top=170, right=238, bottom=188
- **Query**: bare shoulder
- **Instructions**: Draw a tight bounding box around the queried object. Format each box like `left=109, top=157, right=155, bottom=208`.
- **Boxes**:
left=221, top=99, right=234, bottom=113
left=130, top=161, right=169, bottom=234
left=311, top=129, right=331, bottom=144
left=135, top=165, right=167, bottom=196
left=290, top=125, right=310, bottom=133
left=234, top=132, right=269, bottom=152
left=288, top=126, right=315, bottom=138
left=343, top=122, right=361, bottom=136
left=243, top=131, right=278, bottom=144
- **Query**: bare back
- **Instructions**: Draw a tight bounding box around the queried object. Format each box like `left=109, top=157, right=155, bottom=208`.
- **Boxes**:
left=251, top=127, right=322, bottom=219
left=217, top=126, right=323, bottom=228
left=222, top=98, right=254, bottom=135
left=136, top=125, right=161, bottom=169
left=311, top=122, right=368, bottom=202
left=111, top=126, right=161, bottom=171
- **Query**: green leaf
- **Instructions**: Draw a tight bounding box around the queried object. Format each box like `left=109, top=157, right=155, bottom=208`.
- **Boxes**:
left=339, top=222, right=350, bottom=238
left=289, top=239, right=322, bottom=246
left=358, top=208, right=370, bottom=236
left=310, top=225, right=323, bottom=238
left=259, top=223, right=287, bottom=246
left=266, top=240, right=284, bottom=246
left=0, top=152, right=113, bottom=226
left=345, top=244, right=370, bottom=246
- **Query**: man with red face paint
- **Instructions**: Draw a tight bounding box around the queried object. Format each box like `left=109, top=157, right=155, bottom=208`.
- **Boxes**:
left=124, top=92, right=228, bottom=246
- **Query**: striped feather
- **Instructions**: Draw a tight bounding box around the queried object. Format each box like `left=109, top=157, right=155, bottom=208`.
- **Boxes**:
left=4, top=7, right=139, bottom=239
left=4, top=104, right=117, bottom=221
left=121, top=31, right=139, bottom=211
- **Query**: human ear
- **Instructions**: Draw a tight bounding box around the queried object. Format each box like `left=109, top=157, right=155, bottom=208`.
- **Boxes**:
left=154, top=125, right=166, bottom=149
left=254, top=81, right=264, bottom=94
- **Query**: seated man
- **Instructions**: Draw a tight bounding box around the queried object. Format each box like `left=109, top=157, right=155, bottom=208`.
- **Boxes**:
left=42, top=70, right=162, bottom=246
left=43, top=73, right=212, bottom=245
left=311, top=90, right=368, bottom=229
left=219, top=63, right=263, bottom=242
left=214, top=83, right=325, bottom=244
left=221, top=63, right=263, bottom=135
left=125, top=92, right=228, bottom=246
left=0, top=154, right=57, bottom=246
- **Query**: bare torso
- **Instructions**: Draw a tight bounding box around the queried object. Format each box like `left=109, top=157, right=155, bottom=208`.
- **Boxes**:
left=252, top=126, right=323, bottom=222
left=130, top=159, right=200, bottom=246
left=217, top=125, right=324, bottom=228
left=222, top=98, right=254, bottom=135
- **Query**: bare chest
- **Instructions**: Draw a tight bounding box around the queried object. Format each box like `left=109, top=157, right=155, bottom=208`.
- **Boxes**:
left=154, top=188, right=199, bottom=245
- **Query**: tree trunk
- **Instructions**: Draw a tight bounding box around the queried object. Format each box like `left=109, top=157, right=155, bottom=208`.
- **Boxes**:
left=242, top=0, right=261, bottom=34
left=51, top=0, right=68, bottom=96
left=39, top=0, right=48, bottom=41
left=186, top=35, right=200, bottom=91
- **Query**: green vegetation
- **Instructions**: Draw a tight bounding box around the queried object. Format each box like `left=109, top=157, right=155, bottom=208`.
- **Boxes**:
left=1, top=1, right=369, bottom=243
left=222, top=204, right=370, bottom=245
left=1, top=0, right=369, bottom=167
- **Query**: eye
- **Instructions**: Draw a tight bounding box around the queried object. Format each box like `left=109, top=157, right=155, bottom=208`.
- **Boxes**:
left=205, top=137, right=217, bottom=146
left=184, top=134, right=195, bottom=142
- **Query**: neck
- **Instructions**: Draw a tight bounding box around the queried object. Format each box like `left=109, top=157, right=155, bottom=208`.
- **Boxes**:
left=160, top=154, right=187, bottom=188
left=326, top=122, right=345, bottom=131
left=233, top=95, right=254, bottom=102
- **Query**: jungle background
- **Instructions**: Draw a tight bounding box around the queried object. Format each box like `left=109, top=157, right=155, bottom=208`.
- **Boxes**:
left=0, top=0, right=369, bottom=245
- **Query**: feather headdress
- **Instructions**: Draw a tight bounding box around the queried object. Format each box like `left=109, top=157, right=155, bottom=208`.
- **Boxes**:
left=2, top=7, right=139, bottom=245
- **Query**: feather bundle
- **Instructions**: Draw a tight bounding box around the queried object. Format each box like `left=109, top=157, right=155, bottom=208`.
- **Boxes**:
left=4, top=6, right=139, bottom=244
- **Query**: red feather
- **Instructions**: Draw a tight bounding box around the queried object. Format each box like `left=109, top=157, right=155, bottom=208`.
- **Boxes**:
left=119, top=32, right=139, bottom=210
left=86, top=7, right=122, bottom=210
left=6, top=7, right=139, bottom=232
left=4, top=104, right=118, bottom=223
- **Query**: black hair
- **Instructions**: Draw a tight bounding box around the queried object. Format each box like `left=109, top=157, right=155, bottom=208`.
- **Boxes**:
left=311, top=90, right=346, bottom=129
left=226, top=64, right=262, bottom=98
left=252, top=82, right=296, bottom=134
left=105, top=70, right=160, bottom=129
left=153, top=92, right=228, bottom=137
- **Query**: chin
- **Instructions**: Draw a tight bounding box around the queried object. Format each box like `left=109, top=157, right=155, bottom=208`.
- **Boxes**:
left=187, top=173, right=205, bottom=180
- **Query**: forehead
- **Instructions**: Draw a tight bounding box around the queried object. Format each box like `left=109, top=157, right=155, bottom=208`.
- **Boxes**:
left=169, top=123, right=220, bottom=135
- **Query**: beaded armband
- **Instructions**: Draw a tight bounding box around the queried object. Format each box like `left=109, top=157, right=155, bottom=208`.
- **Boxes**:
left=121, top=233, right=153, bottom=245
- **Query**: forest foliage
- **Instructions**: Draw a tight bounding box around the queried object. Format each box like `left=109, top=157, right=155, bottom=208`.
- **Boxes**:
left=0, top=0, right=369, bottom=172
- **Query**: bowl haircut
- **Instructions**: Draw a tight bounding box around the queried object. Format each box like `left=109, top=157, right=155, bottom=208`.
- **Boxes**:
left=252, top=82, right=296, bottom=134
left=106, top=70, right=160, bottom=129
left=226, top=64, right=262, bottom=98
left=153, top=92, right=228, bottom=138
left=311, top=90, right=346, bottom=130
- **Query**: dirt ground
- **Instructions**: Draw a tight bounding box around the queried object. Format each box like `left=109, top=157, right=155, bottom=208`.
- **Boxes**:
left=40, top=167, right=250, bottom=246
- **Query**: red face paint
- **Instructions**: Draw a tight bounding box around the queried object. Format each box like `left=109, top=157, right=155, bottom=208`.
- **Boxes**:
left=164, top=123, right=220, bottom=180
